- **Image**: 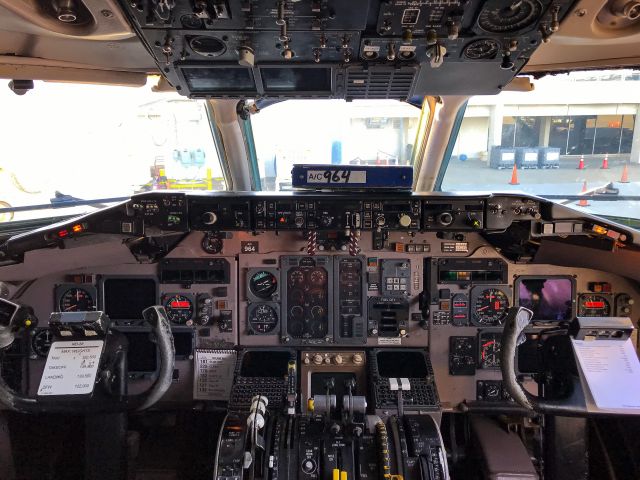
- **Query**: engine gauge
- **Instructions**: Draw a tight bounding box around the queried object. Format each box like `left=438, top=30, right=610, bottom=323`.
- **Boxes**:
left=478, top=332, right=502, bottom=369
left=163, top=294, right=195, bottom=324
left=248, top=303, right=279, bottom=334
left=307, top=318, right=327, bottom=337
left=471, top=287, right=510, bottom=326
left=287, top=319, right=304, bottom=337
left=309, top=268, right=328, bottom=287
left=578, top=294, right=611, bottom=317
left=32, top=329, right=53, bottom=357
left=59, top=287, right=95, bottom=312
left=249, top=270, right=278, bottom=299
left=478, top=0, right=543, bottom=33
left=463, top=39, right=500, bottom=60
left=288, top=270, right=305, bottom=288
left=308, top=289, right=326, bottom=304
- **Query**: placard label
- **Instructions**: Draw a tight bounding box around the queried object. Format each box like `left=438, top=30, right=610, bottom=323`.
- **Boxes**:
left=37, top=340, right=103, bottom=396
left=306, top=169, right=367, bottom=184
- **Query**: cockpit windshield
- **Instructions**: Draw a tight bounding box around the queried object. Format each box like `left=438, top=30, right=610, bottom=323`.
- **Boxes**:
left=0, top=79, right=225, bottom=223
left=250, top=99, right=423, bottom=191
left=438, top=70, right=640, bottom=225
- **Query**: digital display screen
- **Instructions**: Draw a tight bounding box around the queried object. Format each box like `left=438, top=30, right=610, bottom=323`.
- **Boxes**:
left=103, top=278, right=157, bottom=320
left=377, top=351, right=429, bottom=378
left=584, top=301, right=605, bottom=308
left=260, top=67, right=332, bottom=92
left=173, top=331, right=194, bottom=358
left=517, top=277, right=573, bottom=321
left=439, top=270, right=504, bottom=283
left=0, top=299, right=18, bottom=327
left=122, top=331, right=158, bottom=373
left=183, top=67, right=255, bottom=93
left=241, top=351, right=290, bottom=377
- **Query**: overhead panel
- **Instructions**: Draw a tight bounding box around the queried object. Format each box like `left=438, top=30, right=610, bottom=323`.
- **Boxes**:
left=117, top=0, right=578, bottom=99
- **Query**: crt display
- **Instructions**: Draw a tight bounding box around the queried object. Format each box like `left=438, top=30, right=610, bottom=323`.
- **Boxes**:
left=376, top=351, right=428, bottom=378
left=123, top=332, right=158, bottom=373
left=260, top=68, right=331, bottom=92
left=517, top=277, right=573, bottom=321
left=103, top=278, right=157, bottom=320
left=183, top=67, right=255, bottom=93
left=241, top=351, right=291, bottom=377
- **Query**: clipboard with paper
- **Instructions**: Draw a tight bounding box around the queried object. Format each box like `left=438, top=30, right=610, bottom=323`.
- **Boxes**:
left=571, top=338, right=640, bottom=414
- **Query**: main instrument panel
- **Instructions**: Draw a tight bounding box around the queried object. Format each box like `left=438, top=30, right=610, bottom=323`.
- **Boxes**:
left=117, top=0, right=577, bottom=98
left=0, top=191, right=637, bottom=412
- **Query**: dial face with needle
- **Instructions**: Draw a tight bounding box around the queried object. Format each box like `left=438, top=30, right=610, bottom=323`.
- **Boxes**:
left=479, top=332, right=502, bottom=368
left=472, top=287, right=510, bottom=325
left=59, top=287, right=95, bottom=312
left=478, top=0, right=543, bottom=33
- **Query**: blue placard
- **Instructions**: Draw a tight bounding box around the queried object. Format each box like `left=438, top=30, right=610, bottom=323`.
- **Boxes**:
left=291, top=165, right=413, bottom=189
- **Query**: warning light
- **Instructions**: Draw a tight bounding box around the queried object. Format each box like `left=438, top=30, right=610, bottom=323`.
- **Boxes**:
left=591, top=225, right=608, bottom=235
left=588, top=282, right=612, bottom=293
left=279, top=217, right=286, bottom=223
left=57, top=230, right=69, bottom=238
left=72, top=224, right=84, bottom=233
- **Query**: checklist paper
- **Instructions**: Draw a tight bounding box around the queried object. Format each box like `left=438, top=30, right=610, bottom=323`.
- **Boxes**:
left=193, top=349, right=236, bottom=401
left=571, top=339, right=640, bottom=413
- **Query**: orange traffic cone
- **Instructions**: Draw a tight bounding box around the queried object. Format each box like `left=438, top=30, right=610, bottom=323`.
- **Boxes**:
left=620, top=163, right=630, bottom=183
left=509, top=164, right=519, bottom=185
left=578, top=181, right=590, bottom=207
left=577, top=155, right=585, bottom=170
left=601, top=154, right=609, bottom=169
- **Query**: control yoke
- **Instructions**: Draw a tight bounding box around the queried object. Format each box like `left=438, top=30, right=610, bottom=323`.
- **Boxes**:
left=0, top=305, right=175, bottom=414
left=501, top=306, right=604, bottom=416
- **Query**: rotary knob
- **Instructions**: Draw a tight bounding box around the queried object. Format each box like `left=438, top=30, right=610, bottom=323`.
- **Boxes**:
left=399, top=214, right=412, bottom=228
left=301, top=459, right=317, bottom=474
left=319, top=215, right=333, bottom=227
left=438, top=212, right=453, bottom=226
left=334, top=354, right=344, bottom=365
left=352, top=353, right=364, bottom=365
left=313, top=354, right=323, bottom=365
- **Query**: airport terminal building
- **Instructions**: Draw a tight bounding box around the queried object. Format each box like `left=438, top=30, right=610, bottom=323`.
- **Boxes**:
left=452, top=71, right=640, bottom=164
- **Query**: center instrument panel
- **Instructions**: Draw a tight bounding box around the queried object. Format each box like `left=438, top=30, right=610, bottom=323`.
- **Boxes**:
left=118, top=0, right=577, bottom=97
left=1, top=191, right=638, bottom=411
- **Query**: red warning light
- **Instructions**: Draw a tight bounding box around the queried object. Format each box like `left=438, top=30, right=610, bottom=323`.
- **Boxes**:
left=57, top=230, right=69, bottom=238
left=170, top=301, right=191, bottom=309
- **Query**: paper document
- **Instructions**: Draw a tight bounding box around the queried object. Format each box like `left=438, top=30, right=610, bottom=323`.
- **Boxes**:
left=37, top=340, right=103, bottom=396
left=193, top=349, right=236, bottom=401
left=571, top=339, right=640, bottom=411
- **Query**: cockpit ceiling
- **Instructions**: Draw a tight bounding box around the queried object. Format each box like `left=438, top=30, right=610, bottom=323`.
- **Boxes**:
left=0, top=0, right=639, bottom=94
left=527, top=0, right=640, bottom=72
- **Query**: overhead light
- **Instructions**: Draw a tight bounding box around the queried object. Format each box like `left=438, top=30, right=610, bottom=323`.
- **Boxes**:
left=53, top=0, right=78, bottom=23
